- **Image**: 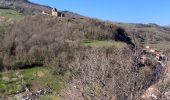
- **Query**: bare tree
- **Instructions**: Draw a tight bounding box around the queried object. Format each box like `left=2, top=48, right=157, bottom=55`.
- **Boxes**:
left=69, top=45, right=155, bottom=100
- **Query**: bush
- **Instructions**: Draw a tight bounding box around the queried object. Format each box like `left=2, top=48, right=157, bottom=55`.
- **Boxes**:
left=68, top=47, right=150, bottom=100
left=0, top=14, right=133, bottom=70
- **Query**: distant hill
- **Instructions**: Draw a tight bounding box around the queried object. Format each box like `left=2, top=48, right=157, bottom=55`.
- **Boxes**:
left=0, top=0, right=85, bottom=18
left=117, top=22, right=170, bottom=49
left=0, top=0, right=51, bottom=14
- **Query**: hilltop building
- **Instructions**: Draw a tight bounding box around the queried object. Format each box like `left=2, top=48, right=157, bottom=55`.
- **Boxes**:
left=42, top=8, right=64, bottom=17
left=51, top=8, right=64, bottom=17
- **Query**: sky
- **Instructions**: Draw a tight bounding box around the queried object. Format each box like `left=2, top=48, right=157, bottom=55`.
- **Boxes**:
left=29, top=0, right=170, bottom=25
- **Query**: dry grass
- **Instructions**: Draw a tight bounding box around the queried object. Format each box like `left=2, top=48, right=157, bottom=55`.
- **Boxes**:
left=149, top=42, right=170, bottom=49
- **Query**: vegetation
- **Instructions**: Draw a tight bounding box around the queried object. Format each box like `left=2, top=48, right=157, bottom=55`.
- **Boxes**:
left=82, top=39, right=127, bottom=48
left=0, top=15, right=134, bottom=70
left=0, top=11, right=169, bottom=99
left=0, top=8, right=23, bottom=20
left=0, top=67, right=67, bottom=97
left=0, top=14, right=141, bottom=99
left=118, top=23, right=170, bottom=49
left=40, top=95, right=59, bottom=100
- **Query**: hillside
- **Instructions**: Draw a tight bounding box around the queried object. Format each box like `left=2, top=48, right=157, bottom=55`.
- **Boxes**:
left=0, top=14, right=169, bottom=100
left=118, top=23, right=170, bottom=49
left=0, top=1, right=169, bottom=100
left=0, top=0, right=51, bottom=15
left=0, top=0, right=85, bottom=18
left=0, top=14, right=136, bottom=99
left=0, top=8, right=23, bottom=20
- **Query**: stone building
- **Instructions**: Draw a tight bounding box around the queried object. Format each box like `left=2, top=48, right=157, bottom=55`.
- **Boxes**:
left=42, top=8, right=64, bottom=17
left=51, top=8, right=64, bottom=17
left=51, top=8, right=58, bottom=16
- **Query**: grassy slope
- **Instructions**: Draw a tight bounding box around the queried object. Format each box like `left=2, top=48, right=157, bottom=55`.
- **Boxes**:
left=0, top=67, right=69, bottom=97
left=0, top=8, right=23, bottom=20
left=82, top=39, right=127, bottom=49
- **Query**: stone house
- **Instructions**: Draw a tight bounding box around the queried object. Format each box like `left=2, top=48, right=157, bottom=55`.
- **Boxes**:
left=42, top=8, right=64, bottom=17
left=51, top=8, right=64, bottom=17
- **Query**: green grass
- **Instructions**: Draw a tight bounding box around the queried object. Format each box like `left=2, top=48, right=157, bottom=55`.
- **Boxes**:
left=0, top=71, right=25, bottom=95
left=0, top=8, right=23, bottom=20
left=0, top=67, right=68, bottom=96
left=21, top=67, right=66, bottom=93
left=40, top=95, right=59, bottom=100
left=82, top=39, right=127, bottom=48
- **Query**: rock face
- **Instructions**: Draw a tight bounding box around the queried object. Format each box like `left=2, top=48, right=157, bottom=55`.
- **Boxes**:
left=165, top=91, right=170, bottom=100
left=133, top=46, right=169, bottom=100
left=141, top=86, right=161, bottom=100
left=139, top=54, right=170, bottom=100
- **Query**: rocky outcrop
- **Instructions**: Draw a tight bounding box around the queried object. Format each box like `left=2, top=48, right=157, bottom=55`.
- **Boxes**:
left=137, top=46, right=169, bottom=100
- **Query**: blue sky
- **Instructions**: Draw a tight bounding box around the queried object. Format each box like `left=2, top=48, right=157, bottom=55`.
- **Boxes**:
left=29, top=0, right=170, bottom=25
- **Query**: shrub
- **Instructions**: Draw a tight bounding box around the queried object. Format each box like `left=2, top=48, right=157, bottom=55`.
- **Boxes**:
left=0, top=14, right=133, bottom=70
left=68, top=47, right=150, bottom=100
